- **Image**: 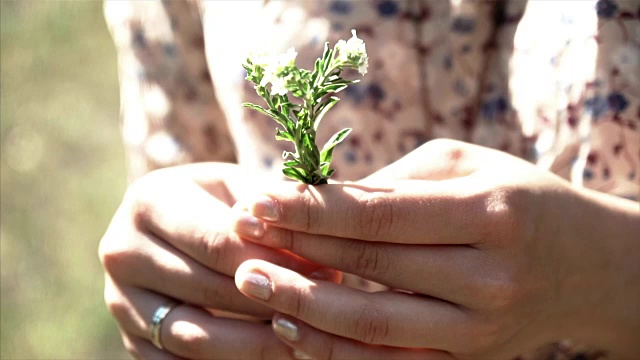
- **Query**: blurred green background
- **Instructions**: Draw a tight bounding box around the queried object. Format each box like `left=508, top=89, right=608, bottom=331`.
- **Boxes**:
left=1, top=1, right=129, bottom=358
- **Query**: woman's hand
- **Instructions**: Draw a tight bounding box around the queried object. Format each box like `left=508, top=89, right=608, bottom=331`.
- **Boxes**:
left=98, top=163, right=338, bottom=359
left=231, top=139, right=640, bottom=359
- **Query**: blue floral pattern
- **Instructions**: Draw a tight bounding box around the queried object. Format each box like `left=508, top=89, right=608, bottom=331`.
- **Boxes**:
left=607, top=92, right=629, bottom=113
left=377, top=0, right=399, bottom=18
left=596, top=0, right=619, bottom=18
left=106, top=1, right=640, bottom=357
left=451, top=16, right=476, bottom=33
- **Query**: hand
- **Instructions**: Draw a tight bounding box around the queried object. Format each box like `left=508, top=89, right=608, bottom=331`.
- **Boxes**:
left=231, top=139, right=640, bottom=359
left=99, top=163, right=339, bottom=359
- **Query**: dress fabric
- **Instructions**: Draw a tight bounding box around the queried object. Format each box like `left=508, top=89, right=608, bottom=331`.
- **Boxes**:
left=104, top=0, right=639, bottom=358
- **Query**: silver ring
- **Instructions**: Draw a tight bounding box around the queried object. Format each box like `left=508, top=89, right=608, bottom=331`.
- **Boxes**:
left=150, top=301, right=180, bottom=350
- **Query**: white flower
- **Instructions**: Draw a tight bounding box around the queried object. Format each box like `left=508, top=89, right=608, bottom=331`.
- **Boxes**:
left=336, top=29, right=368, bottom=75
left=249, top=48, right=298, bottom=94
left=270, top=75, right=291, bottom=96
left=249, top=51, right=275, bottom=68
left=277, top=47, right=298, bottom=68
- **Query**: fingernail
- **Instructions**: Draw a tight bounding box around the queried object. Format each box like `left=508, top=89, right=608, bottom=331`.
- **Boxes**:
left=238, top=272, right=272, bottom=300
left=249, top=195, right=280, bottom=222
left=273, top=317, right=300, bottom=341
left=233, top=212, right=265, bottom=238
left=293, top=349, right=312, bottom=359
left=309, top=268, right=335, bottom=281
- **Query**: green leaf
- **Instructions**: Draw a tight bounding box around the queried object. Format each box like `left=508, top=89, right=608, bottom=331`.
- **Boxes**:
left=283, top=160, right=300, bottom=167
left=321, top=84, right=348, bottom=94
left=285, top=117, right=295, bottom=134
left=311, top=57, right=322, bottom=85
left=320, top=162, right=331, bottom=176
left=320, top=128, right=352, bottom=163
left=242, top=103, right=270, bottom=117
left=322, top=48, right=333, bottom=74
left=325, top=79, right=358, bottom=87
left=301, top=131, right=320, bottom=167
left=283, top=167, right=308, bottom=183
left=313, top=96, right=339, bottom=131
left=267, top=109, right=291, bottom=128
left=275, top=129, right=294, bottom=142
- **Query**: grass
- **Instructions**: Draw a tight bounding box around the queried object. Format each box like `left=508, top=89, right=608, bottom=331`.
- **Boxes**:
left=1, top=1, right=129, bottom=358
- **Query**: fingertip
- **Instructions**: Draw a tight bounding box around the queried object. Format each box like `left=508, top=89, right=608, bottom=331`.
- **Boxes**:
left=234, top=259, right=260, bottom=288
left=247, top=194, right=281, bottom=222
left=235, top=264, right=273, bottom=301
left=231, top=211, right=266, bottom=239
left=272, top=313, right=301, bottom=342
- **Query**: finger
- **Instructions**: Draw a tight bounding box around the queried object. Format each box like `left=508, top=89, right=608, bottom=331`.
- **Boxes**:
left=106, top=280, right=294, bottom=360
left=232, top=222, right=483, bottom=305
left=121, top=332, right=179, bottom=360
left=271, top=314, right=454, bottom=360
left=132, top=175, right=335, bottom=278
left=239, top=178, right=493, bottom=245
left=104, top=233, right=276, bottom=318
left=236, top=260, right=473, bottom=350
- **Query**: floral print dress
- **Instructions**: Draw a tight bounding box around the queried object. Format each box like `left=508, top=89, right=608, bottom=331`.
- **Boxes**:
left=105, top=0, right=639, bottom=358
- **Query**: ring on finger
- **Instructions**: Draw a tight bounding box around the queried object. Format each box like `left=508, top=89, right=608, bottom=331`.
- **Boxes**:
left=150, top=300, right=180, bottom=350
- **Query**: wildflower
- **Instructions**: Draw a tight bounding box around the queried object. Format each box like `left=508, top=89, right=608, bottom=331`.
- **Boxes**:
left=336, top=30, right=368, bottom=75
left=243, top=31, right=367, bottom=184
left=248, top=48, right=298, bottom=95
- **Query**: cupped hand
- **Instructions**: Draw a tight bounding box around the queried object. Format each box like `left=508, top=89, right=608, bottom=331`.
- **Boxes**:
left=98, top=163, right=339, bottom=359
left=231, top=139, right=640, bottom=359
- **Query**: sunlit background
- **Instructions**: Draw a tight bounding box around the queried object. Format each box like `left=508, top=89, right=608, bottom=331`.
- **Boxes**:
left=1, top=1, right=129, bottom=358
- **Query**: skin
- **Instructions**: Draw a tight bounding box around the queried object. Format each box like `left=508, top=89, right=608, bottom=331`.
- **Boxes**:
left=98, top=163, right=340, bottom=359
left=232, top=139, right=640, bottom=359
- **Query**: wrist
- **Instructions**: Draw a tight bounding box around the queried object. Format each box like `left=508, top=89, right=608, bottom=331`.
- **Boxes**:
left=560, top=187, right=640, bottom=356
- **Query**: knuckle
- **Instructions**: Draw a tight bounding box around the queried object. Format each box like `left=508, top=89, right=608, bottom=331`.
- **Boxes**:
left=125, top=171, right=166, bottom=229
left=426, top=138, right=460, bottom=150
left=171, top=322, right=211, bottom=359
left=480, top=187, right=530, bottom=244
left=99, top=233, right=146, bottom=280
left=357, top=193, right=394, bottom=239
left=99, top=238, right=134, bottom=277
left=300, top=191, right=321, bottom=233
left=285, top=284, right=310, bottom=319
left=282, top=229, right=296, bottom=252
left=99, top=210, right=133, bottom=272
left=427, top=138, right=466, bottom=158
left=352, top=306, right=389, bottom=344
left=104, top=289, right=128, bottom=324
left=196, top=227, right=232, bottom=269
left=97, top=234, right=113, bottom=268
left=121, top=335, right=141, bottom=359
left=274, top=227, right=295, bottom=252
left=342, top=240, right=390, bottom=279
